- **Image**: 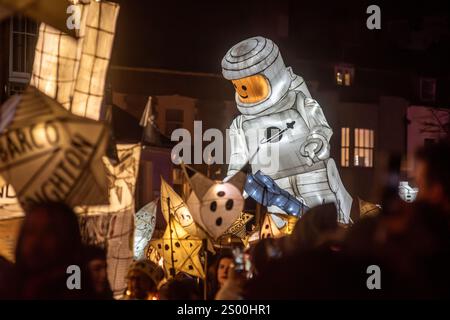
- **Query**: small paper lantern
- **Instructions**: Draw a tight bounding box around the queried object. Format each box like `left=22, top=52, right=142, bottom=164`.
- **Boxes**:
left=150, top=218, right=205, bottom=279
left=76, top=143, right=141, bottom=297
left=160, top=177, right=206, bottom=239
left=222, top=212, right=253, bottom=239
left=134, top=199, right=158, bottom=260
left=260, top=214, right=282, bottom=239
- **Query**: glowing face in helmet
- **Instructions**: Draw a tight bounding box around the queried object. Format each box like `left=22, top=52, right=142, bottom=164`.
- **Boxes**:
left=231, top=75, right=270, bottom=104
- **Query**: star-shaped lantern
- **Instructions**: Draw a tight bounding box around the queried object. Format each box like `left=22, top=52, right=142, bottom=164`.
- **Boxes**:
left=150, top=217, right=205, bottom=279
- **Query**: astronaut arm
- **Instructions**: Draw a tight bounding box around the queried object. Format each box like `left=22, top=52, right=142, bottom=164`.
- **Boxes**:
left=298, top=97, right=333, bottom=162
left=226, top=117, right=250, bottom=179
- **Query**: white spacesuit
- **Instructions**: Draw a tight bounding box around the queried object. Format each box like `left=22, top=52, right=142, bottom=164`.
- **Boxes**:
left=222, top=36, right=352, bottom=223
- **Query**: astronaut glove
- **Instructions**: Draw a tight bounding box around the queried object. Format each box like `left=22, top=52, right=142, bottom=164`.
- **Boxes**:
left=300, top=134, right=330, bottom=165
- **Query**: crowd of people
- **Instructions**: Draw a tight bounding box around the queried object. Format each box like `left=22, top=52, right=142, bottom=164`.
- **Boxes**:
left=0, top=140, right=449, bottom=300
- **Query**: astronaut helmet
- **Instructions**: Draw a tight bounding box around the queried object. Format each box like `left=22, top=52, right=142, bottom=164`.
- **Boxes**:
left=222, top=36, right=291, bottom=116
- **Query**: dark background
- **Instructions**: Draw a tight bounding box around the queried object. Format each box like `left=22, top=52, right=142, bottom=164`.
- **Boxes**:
left=111, top=0, right=450, bottom=75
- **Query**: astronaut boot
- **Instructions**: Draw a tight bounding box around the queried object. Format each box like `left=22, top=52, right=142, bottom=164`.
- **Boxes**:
left=292, top=159, right=353, bottom=224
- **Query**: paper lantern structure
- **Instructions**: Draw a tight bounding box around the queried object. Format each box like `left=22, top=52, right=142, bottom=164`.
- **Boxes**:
left=222, top=212, right=254, bottom=239
left=260, top=214, right=283, bottom=239
left=0, top=216, right=22, bottom=262
left=358, top=198, right=381, bottom=219
left=30, top=0, right=119, bottom=120
left=184, top=165, right=246, bottom=240
left=77, top=143, right=141, bottom=297
left=134, top=199, right=158, bottom=260
left=160, top=177, right=206, bottom=239
left=0, top=184, right=23, bottom=220
left=150, top=218, right=205, bottom=279
left=0, top=86, right=109, bottom=208
left=278, top=213, right=299, bottom=235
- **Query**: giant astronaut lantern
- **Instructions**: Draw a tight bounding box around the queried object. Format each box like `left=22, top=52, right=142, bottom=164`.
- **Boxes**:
left=222, top=37, right=352, bottom=223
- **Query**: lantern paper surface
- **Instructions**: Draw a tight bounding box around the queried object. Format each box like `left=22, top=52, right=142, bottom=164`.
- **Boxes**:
left=31, top=23, right=83, bottom=111
left=222, top=212, right=253, bottom=239
left=77, top=143, right=140, bottom=297
left=185, top=167, right=246, bottom=240
left=0, top=217, right=22, bottom=262
left=146, top=244, right=162, bottom=266
left=30, top=0, right=119, bottom=120
left=260, top=214, right=283, bottom=239
left=358, top=198, right=381, bottom=218
left=160, top=177, right=205, bottom=239
left=150, top=218, right=205, bottom=279
left=0, top=86, right=109, bottom=208
left=70, top=0, right=119, bottom=119
left=134, top=199, right=158, bottom=260
left=0, top=184, right=22, bottom=220
left=277, top=213, right=298, bottom=235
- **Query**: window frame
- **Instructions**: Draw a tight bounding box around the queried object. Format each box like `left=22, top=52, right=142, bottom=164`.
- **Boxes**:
left=340, top=127, right=375, bottom=169
left=9, top=15, right=38, bottom=84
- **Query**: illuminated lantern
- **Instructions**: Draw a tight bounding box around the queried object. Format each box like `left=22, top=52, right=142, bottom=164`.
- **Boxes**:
left=260, top=214, right=283, bottom=239
left=0, top=184, right=22, bottom=220
left=0, top=86, right=109, bottom=208
left=398, top=181, right=418, bottom=203
left=150, top=218, right=205, bottom=279
left=222, top=212, right=253, bottom=239
left=0, top=216, right=22, bottom=262
left=30, top=0, right=119, bottom=120
left=160, top=177, right=206, bottom=239
left=222, top=36, right=353, bottom=223
left=70, top=0, right=119, bottom=119
left=184, top=166, right=246, bottom=240
left=259, top=213, right=298, bottom=239
left=279, top=213, right=298, bottom=235
left=77, top=143, right=141, bottom=297
left=358, top=198, right=381, bottom=219
left=134, top=199, right=158, bottom=260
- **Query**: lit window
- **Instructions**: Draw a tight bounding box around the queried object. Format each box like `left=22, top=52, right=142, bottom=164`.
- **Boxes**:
left=344, top=71, right=351, bottom=86
left=341, top=127, right=350, bottom=167
left=334, top=64, right=354, bottom=86
left=354, top=128, right=374, bottom=167
left=336, top=70, right=343, bottom=86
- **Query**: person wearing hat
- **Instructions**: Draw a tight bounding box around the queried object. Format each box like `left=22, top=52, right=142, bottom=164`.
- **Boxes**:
left=222, top=36, right=352, bottom=224
left=123, top=260, right=164, bottom=300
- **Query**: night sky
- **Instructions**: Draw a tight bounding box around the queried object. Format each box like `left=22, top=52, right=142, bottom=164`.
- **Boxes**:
left=111, top=0, right=450, bottom=75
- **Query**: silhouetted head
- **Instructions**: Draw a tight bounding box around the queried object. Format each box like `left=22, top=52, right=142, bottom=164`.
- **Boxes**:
left=15, top=202, right=82, bottom=274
